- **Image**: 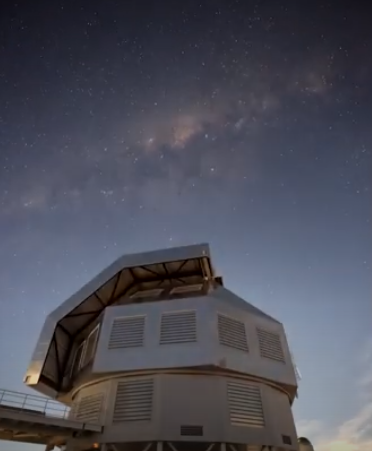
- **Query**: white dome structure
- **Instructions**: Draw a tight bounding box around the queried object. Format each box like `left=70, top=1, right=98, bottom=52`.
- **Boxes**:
left=298, top=437, right=315, bottom=451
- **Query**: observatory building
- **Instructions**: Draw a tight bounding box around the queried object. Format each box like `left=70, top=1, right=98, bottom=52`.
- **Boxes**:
left=20, top=243, right=299, bottom=451
left=298, top=437, right=314, bottom=451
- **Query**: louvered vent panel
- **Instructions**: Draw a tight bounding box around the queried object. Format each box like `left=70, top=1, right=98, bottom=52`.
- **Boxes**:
left=160, top=310, right=197, bottom=344
left=69, top=398, right=79, bottom=420
left=180, top=425, right=204, bottom=436
left=113, top=379, right=154, bottom=423
left=108, top=316, right=145, bottom=349
left=73, top=393, right=103, bottom=424
left=257, top=328, right=285, bottom=363
left=227, top=381, right=265, bottom=428
left=218, top=314, right=248, bottom=352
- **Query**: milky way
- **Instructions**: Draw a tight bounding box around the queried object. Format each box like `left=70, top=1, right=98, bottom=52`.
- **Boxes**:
left=2, top=1, right=369, bottom=222
left=0, top=2, right=371, bottom=450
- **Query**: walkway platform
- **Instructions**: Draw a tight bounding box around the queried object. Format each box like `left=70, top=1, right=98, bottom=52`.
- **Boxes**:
left=0, top=388, right=102, bottom=446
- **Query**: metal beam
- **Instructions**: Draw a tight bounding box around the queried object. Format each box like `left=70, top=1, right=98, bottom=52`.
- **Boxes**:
left=141, top=444, right=153, bottom=451
left=72, top=269, right=200, bottom=337
left=176, top=259, right=188, bottom=272
left=43, top=263, right=203, bottom=393
left=95, top=292, right=106, bottom=306
left=56, top=335, right=74, bottom=392
left=58, top=323, right=72, bottom=338
left=128, top=267, right=136, bottom=280
left=52, top=333, right=62, bottom=382
left=65, top=310, right=102, bottom=318
left=140, top=265, right=162, bottom=277
left=162, top=263, right=169, bottom=276
left=110, top=271, right=122, bottom=302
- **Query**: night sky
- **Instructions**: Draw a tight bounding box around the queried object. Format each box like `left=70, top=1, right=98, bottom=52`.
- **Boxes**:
left=0, top=1, right=371, bottom=450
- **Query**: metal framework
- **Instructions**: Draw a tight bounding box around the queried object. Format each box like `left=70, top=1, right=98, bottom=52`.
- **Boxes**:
left=51, top=261, right=211, bottom=387
left=0, top=388, right=101, bottom=448
left=62, top=259, right=208, bottom=333
left=26, top=244, right=220, bottom=397
left=94, top=442, right=277, bottom=451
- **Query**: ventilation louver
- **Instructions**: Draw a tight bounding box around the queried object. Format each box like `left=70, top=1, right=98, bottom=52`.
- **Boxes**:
left=160, top=310, right=197, bottom=344
left=113, top=379, right=154, bottom=422
left=227, top=381, right=265, bottom=428
left=257, top=328, right=285, bottom=363
left=108, top=316, right=145, bottom=349
left=282, top=435, right=292, bottom=445
left=72, top=393, right=103, bottom=424
left=218, top=314, right=248, bottom=352
left=180, top=425, right=204, bottom=436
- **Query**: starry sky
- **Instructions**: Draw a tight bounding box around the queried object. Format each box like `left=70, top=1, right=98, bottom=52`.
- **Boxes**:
left=0, top=1, right=371, bottom=450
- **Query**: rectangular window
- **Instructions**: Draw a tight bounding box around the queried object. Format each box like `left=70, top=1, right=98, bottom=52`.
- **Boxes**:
left=282, top=435, right=292, bottom=445
left=81, top=324, right=100, bottom=369
left=130, top=288, right=164, bottom=299
left=71, top=341, right=85, bottom=378
left=169, top=284, right=203, bottom=295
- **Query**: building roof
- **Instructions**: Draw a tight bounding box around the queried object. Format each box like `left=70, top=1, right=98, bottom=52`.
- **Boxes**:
left=298, top=437, right=313, bottom=445
left=212, top=286, right=281, bottom=324
left=25, top=243, right=216, bottom=397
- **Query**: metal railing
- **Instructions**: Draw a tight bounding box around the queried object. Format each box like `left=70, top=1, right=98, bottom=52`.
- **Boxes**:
left=0, top=388, right=70, bottom=420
